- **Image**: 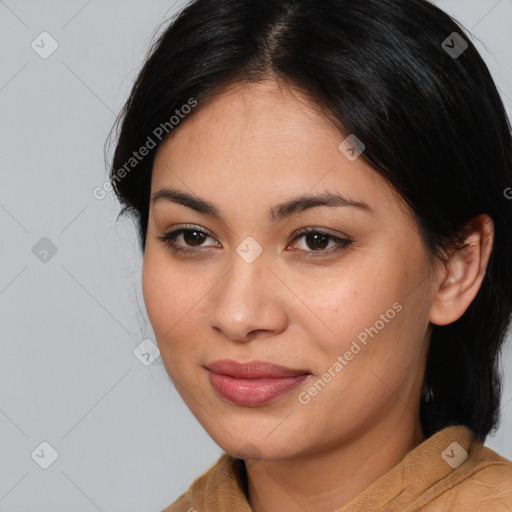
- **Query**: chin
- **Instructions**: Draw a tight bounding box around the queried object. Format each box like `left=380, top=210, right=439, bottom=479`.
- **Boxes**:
left=203, top=419, right=304, bottom=461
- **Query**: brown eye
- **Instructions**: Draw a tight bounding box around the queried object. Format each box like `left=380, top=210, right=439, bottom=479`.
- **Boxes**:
left=157, top=225, right=218, bottom=253
left=157, top=225, right=352, bottom=258
left=289, top=228, right=353, bottom=258
left=182, top=229, right=208, bottom=247
left=303, top=233, right=330, bottom=251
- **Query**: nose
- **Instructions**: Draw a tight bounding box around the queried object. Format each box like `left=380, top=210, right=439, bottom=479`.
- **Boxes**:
left=207, top=253, right=288, bottom=343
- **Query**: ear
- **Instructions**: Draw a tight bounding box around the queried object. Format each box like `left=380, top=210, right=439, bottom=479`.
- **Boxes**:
left=429, top=214, right=494, bottom=326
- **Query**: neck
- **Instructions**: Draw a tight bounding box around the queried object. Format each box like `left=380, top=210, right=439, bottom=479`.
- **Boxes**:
left=246, top=413, right=425, bottom=512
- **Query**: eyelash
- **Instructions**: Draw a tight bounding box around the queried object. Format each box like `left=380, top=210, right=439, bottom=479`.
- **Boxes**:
left=157, top=224, right=353, bottom=259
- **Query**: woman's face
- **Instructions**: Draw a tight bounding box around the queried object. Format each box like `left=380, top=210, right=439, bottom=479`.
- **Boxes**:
left=142, top=80, right=441, bottom=460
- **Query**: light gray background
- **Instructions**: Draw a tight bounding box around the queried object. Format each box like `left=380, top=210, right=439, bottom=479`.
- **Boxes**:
left=0, top=1, right=511, bottom=511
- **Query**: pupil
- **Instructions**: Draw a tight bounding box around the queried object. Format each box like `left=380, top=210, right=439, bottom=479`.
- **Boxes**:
left=184, top=230, right=206, bottom=246
left=306, top=233, right=328, bottom=250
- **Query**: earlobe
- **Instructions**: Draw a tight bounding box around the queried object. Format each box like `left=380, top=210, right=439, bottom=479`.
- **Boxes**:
left=429, top=214, right=494, bottom=326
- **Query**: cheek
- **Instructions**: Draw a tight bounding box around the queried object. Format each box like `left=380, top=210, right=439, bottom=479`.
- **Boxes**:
left=141, top=252, right=209, bottom=372
left=292, top=250, right=427, bottom=380
left=142, top=247, right=196, bottom=330
left=142, top=253, right=171, bottom=333
left=289, top=260, right=402, bottom=349
left=142, top=253, right=183, bottom=348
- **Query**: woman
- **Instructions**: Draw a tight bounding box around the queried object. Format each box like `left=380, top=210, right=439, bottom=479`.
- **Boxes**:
left=107, top=0, right=512, bottom=510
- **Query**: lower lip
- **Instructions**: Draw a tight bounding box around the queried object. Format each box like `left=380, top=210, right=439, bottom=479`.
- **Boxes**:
left=208, top=371, right=309, bottom=407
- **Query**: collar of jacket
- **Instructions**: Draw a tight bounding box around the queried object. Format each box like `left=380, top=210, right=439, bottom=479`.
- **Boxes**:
left=164, top=424, right=512, bottom=511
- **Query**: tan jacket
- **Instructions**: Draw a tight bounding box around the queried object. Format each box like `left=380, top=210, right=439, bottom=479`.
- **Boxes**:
left=162, top=425, right=512, bottom=511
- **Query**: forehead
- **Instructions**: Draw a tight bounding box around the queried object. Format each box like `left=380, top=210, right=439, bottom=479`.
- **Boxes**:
left=158, top=81, right=336, bottom=159
left=151, top=80, right=399, bottom=217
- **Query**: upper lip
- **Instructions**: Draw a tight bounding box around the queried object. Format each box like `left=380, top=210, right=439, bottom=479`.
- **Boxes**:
left=206, top=359, right=310, bottom=378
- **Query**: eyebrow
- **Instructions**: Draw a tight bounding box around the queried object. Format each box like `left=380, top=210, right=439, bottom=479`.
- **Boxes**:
left=151, top=187, right=373, bottom=224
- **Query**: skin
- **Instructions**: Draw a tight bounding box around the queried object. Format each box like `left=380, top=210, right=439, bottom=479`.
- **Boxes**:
left=142, top=79, right=494, bottom=512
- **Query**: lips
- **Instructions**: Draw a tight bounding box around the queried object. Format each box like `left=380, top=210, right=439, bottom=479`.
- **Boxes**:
left=206, top=359, right=310, bottom=407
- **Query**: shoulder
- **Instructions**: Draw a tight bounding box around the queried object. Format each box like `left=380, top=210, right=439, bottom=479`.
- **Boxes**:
left=426, top=442, right=512, bottom=511
left=454, top=444, right=512, bottom=504
left=160, top=453, right=240, bottom=512
left=160, top=490, right=192, bottom=512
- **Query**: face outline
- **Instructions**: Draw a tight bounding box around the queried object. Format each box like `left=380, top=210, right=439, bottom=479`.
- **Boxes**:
left=141, top=79, right=442, bottom=461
